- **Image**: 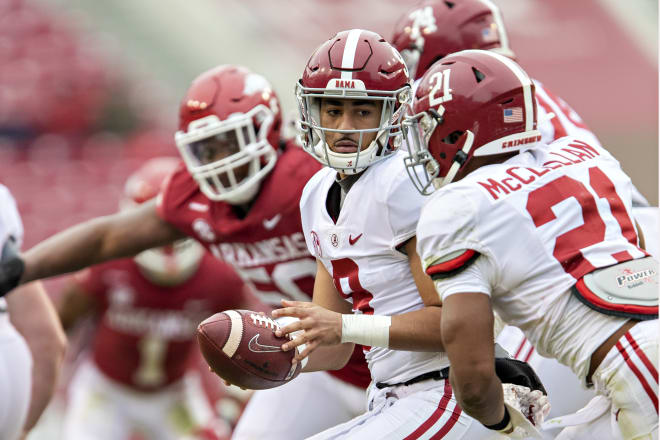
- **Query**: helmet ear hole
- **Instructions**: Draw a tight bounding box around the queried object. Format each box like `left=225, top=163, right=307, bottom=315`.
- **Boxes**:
left=443, top=130, right=465, bottom=144
left=472, top=67, right=486, bottom=83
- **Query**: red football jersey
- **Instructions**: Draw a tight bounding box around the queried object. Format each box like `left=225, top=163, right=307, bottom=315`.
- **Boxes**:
left=76, top=252, right=249, bottom=392
left=157, top=144, right=371, bottom=389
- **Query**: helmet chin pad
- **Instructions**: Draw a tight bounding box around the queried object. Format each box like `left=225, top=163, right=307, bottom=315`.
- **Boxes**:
left=311, top=131, right=381, bottom=175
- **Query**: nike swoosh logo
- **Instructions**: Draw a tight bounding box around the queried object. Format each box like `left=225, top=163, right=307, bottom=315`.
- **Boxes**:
left=349, top=233, right=363, bottom=245
left=248, top=334, right=282, bottom=353
left=263, top=214, right=282, bottom=230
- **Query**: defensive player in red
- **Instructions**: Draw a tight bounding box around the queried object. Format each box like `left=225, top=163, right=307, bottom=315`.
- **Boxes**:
left=0, top=65, right=370, bottom=439
left=57, top=157, right=258, bottom=440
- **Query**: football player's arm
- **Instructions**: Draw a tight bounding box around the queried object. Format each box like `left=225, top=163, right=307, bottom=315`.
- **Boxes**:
left=57, top=275, right=100, bottom=332
left=19, top=200, right=184, bottom=286
left=7, top=281, right=67, bottom=433
left=273, top=259, right=354, bottom=372
left=387, top=237, right=443, bottom=351
left=277, top=238, right=444, bottom=356
left=441, top=291, right=505, bottom=427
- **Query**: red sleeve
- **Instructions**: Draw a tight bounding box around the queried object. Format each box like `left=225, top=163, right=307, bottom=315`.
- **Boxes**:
left=156, top=163, right=198, bottom=226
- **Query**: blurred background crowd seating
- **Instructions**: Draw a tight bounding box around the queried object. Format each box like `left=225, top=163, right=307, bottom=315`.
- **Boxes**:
left=0, top=0, right=174, bottom=254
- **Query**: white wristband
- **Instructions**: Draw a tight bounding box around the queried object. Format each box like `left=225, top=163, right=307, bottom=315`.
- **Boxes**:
left=341, top=314, right=391, bottom=348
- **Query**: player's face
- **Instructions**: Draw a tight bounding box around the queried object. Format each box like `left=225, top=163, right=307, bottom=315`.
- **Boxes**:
left=190, top=129, right=245, bottom=164
left=319, top=98, right=383, bottom=153
left=190, top=129, right=250, bottom=184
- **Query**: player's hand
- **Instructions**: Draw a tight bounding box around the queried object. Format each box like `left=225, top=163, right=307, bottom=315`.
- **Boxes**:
left=493, top=383, right=549, bottom=438
left=0, top=239, right=25, bottom=297
left=271, top=300, right=342, bottom=364
left=495, top=357, right=550, bottom=428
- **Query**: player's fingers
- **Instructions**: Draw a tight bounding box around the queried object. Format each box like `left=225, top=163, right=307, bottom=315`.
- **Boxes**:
left=271, top=306, right=308, bottom=319
left=281, top=331, right=309, bottom=351
left=280, top=299, right=313, bottom=308
left=294, top=339, right=319, bottom=362
left=275, top=320, right=305, bottom=337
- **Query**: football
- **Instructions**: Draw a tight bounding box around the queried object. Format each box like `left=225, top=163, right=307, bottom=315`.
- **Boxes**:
left=197, top=309, right=302, bottom=390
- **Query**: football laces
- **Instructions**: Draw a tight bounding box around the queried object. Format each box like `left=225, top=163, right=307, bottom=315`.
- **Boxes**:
left=250, top=313, right=280, bottom=331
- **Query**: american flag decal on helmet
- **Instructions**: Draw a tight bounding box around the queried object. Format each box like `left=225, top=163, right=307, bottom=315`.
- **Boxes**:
left=503, top=107, right=523, bottom=123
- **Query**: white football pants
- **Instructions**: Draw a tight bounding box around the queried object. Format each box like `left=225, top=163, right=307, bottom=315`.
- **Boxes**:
left=546, top=320, right=658, bottom=440
left=232, top=371, right=365, bottom=440
left=306, top=378, right=492, bottom=439
left=587, top=319, right=657, bottom=440
left=62, top=361, right=215, bottom=440
left=0, top=314, right=32, bottom=440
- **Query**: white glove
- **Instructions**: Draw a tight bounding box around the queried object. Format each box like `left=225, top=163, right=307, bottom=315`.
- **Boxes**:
left=494, top=384, right=551, bottom=439
left=502, top=383, right=551, bottom=426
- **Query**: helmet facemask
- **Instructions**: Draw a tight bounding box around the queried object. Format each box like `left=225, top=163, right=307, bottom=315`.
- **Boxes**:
left=175, top=104, right=277, bottom=204
left=403, top=111, right=441, bottom=195
left=404, top=108, right=475, bottom=193
left=296, top=82, right=411, bottom=174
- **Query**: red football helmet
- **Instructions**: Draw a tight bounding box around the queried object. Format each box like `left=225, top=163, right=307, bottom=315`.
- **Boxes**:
left=175, top=65, right=282, bottom=204
left=404, top=50, right=541, bottom=193
left=391, top=0, right=514, bottom=81
left=296, top=29, right=411, bottom=174
left=123, top=157, right=205, bottom=285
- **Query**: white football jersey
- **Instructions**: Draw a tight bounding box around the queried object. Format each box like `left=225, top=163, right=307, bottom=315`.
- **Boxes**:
left=300, top=150, right=449, bottom=384
left=0, top=184, right=23, bottom=312
left=0, top=184, right=23, bottom=250
left=416, top=136, right=648, bottom=383
left=411, top=77, right=649, bottom=206
left=534, top=79, right=648, bottom=207
left=534, top=79, right=601, bottom=148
